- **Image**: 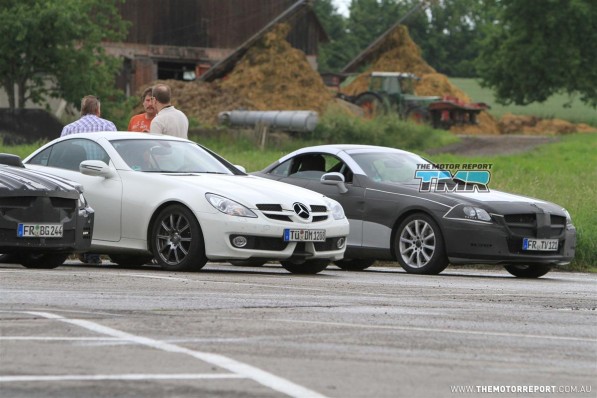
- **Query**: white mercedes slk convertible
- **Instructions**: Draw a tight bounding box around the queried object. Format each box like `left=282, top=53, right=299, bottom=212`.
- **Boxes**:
left=24, top=132, right=348, bottom=274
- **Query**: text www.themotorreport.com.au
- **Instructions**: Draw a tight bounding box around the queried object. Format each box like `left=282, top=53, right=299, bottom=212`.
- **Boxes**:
left=450, top=385, right=593, bottom=394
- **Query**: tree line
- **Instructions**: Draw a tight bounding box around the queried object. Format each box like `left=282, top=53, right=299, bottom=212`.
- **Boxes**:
left=0, top=0, right=595, bottom=114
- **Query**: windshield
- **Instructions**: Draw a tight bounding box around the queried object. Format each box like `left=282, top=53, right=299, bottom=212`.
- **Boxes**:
left=351, top=151, right=429, bottom=184
left=111, top=139, right=236, bottom=174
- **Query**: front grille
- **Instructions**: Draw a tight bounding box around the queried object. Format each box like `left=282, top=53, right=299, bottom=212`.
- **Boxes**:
left=257, top=204, right=282, bottom=211
left=50, top=197, right=77, bottom=211
left=257, top=203, right=329, bottom=223
left=503, top=212, right=568, bottom=255
left=504, top=214, right=536, bottom=224
left=504, top=213, right=536, bottom=236
left=0, top=196, right=35, bottom=209
left=264, top=214, right=292, bottom=222
left=504, top=213, right=568, bottom=239
left=550, top=215, right=567, bottom=236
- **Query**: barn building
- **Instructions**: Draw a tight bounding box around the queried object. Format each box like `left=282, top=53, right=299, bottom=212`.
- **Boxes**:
left=105, top=0, right=327, bottom=96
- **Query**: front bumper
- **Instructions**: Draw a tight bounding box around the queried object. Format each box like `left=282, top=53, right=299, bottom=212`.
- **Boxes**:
left=0, top=198, right=94, bottom=254
left=443, top=219, right=576, bottom=266
left=198, top=211, right=349, bottom=262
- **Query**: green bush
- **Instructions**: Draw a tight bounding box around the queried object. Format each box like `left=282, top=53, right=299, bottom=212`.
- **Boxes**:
left=310, top=109, right=458, bottom=151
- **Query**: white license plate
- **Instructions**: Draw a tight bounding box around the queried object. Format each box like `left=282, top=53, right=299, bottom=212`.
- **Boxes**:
left=284, top=229, right=326, bottom=242
left=17, top=223, right=63, bottom=238
left=522, top=238, right=558, bottom=251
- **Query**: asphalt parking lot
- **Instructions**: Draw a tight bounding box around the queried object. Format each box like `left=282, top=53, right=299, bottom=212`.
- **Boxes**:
left=1, top=261, right=595, bottom=398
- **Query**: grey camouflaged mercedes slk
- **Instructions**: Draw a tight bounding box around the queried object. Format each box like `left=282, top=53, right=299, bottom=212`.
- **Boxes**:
left=253, top=145, right=577, bottom=278
left=0, top=154, right=94, bottom=269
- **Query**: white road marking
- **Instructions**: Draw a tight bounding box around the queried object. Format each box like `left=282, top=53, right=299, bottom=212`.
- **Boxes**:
left=16, top=311, right=329, bottom=398
left=0, top=373, right=245, bottom=382
left=0, top=337, right=123, bottom=341
left=248, top=317, right=597, bottom=343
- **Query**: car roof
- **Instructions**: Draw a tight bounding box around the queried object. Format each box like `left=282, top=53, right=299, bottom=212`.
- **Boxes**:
left=58, top=131, right=191, bottom=143
left=278, top=144, right=411, bottom=163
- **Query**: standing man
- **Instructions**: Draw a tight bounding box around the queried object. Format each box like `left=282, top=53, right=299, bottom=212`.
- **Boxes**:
left=61, top=95, right=117, bottom=136
left=60, top=95, right=116, bottom=265
left=149, top=83, right=189, bottom=139
left=127, top=87, right=156, bottom=132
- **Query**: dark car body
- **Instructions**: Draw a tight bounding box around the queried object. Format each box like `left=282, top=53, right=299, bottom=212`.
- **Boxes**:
left=253, top=145, right=576, bottom=278
left=0, top=154, right=94, bottom=268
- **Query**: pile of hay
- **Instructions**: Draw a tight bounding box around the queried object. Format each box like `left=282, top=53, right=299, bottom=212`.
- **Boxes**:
left=221, top=23, right=333, bottom=114
left=498, top=113, right=597, bottom=135
left=133, top=79, right=253, bottom=126
left=138, top=24, right=333, bottom=126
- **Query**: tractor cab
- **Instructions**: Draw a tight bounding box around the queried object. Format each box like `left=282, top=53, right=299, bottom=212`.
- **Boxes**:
left=369, top=71, right=417, bottom=95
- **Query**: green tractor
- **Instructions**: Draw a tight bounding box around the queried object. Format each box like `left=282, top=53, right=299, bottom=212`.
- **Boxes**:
left=346, top=72, right=489, bottom=129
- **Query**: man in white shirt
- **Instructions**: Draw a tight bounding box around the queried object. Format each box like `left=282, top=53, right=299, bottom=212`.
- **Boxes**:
left=149, top=84, right=189, bottom=139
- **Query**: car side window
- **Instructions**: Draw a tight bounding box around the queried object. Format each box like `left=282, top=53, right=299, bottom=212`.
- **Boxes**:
left=279, top=154, right=354, bottom=183
left=269, top=154, right=354, bottom=183
left=31, top=139, right=110, bottom=172
left=27, top=147, right=52, bottom=166
left=269, top=158, right=293, bottom=177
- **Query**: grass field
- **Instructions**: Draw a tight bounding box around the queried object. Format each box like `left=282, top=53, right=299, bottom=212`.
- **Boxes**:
left=450, top=78, right=597, bottom=127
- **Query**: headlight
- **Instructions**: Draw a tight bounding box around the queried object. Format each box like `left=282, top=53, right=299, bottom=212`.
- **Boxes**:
left=563, top=208, right=573, bottom=226
left=462, top=206, right=492, bottom=221
left=206, top=193, right=257, bottom=218
left=445, top=204, right=492, bottom=222
left=78, top=193, right=88, bottom=208
left=324, top=197, right=345, bottom=220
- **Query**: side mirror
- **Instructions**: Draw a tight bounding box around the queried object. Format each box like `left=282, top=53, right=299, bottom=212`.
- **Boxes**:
left=80, top=160, right=115, bottom=178
left=321, top=172, right=348, bottom=194
left=0, top=153, right=24, bottom=168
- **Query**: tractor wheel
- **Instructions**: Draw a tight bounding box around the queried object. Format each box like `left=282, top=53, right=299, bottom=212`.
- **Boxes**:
left=406, top=106, right=431, bottom=125
left=354, top=92, right=385, bottom=118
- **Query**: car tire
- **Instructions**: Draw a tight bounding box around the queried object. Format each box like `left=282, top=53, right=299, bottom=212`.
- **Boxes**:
left=334, top=259, right=375, bottom=271
left=0, top=253, right=19, bottom=263
left=395, top=213, right=448, bottom=275
left=504, top=264, right=551, bottom=278
left=150, top=205, right=207, bottom=272
left=109, top=254, right=155, bottom=267
left=230, top=260, right=267, bottom=267
left=280, top=260, right=329, bottom=274
left=19, top=253, right=69, bottom=269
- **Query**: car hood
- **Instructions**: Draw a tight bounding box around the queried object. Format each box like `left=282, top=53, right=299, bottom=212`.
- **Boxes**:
left=0, top=165, right=81, bottom=199
left=451, top=189, right=567, bottom=216
left=450, top=189, right=547, bottom=204
left=378, top=182, right=565, bottom=216
left=164, top=173, right=329, bottom=209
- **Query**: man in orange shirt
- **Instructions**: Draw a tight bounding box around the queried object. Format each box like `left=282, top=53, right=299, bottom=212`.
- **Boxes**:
left=127, top=87, right=156, bottom=132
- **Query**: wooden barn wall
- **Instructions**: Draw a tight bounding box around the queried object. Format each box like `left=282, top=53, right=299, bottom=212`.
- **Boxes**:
left=117, top=0, right=317, bottom=54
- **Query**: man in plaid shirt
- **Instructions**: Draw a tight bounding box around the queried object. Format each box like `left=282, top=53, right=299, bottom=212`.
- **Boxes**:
left=60, top=95, right=116, bottom=265
left=61, top=95, right=116, bottom=136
